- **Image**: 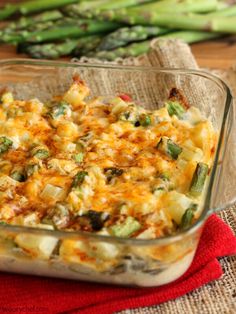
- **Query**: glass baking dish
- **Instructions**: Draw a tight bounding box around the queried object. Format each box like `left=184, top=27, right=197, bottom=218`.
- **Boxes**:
left=0, top=59, right=235, bottom=287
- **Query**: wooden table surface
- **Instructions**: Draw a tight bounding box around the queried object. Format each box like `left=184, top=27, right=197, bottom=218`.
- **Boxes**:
left=0, top=36, right=236, bottom=70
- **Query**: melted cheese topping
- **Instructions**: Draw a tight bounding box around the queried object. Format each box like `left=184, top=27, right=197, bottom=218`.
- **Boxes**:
left=0, top=76, right=217, bottom=242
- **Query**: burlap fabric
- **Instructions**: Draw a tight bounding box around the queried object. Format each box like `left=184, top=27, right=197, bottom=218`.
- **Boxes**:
left=112, top=40, right=236, bottom=314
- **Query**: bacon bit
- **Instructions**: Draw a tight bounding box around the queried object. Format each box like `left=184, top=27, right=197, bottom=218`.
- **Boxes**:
left=168, top=87, right=190, bottom=109
left=119, top=93, right=132, bottom=102
left=73, top=75, right=85, bottom=85
left=75, top=250, right=95, bottom=262
left=210, top=146, right=215, bottom=155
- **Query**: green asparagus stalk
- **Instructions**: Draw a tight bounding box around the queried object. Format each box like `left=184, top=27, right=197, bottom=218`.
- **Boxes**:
left=157, top=137, right=182, bottom=160
left=209, top=3, right=236, bottom=16
left=166, top=101, right=186, bottom=119
left=100, top=3, right=236, bottom=33
left=88, top=40, right=150, bottom=60
left=179, top=204, right=197, bottom=229
left=21, top=35, right=102, bottom=59
left=88, top=30, right=222, bottom=61
left=72, top=36, right=103, bottom=56
left=0, top=0, right=79, bottom=20
left=100, top=0, right=218, bottom=21
left=160, top=30, right=221, bottom=43
left=63, top=0, right=154, bottom=18
left=4, top=10, right=63, bottom=31
left=189, top=163, right=209, bottom=196
left=20, top=39, right=78, bottom=59
left=0, top=4, right=18, bottom=20
left=0, top=18, right=76, bottom=44
left=19, top=0, right=79, bottom=15
left=1, top=19, right=120, bottom=44
left=25, top=20, right=121, bottom=43
left=97, top=26, right=169, bottom=51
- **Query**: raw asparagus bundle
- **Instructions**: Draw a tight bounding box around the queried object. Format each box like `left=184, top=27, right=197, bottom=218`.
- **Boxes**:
left=0, top=0, right=236, bottom=62
left=97, top=25, right=169, bottom=51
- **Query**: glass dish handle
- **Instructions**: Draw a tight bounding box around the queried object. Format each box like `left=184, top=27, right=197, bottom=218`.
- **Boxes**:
left=211, top=99, right=236, bottom=212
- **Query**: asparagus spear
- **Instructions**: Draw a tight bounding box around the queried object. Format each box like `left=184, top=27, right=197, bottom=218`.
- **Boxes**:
left=87, top=29, right=221, bottom=60
left=21, top=36, right=102, bottom=59
left=179, top=204, right=197, bottom=229
left=100, top=0, right=218, bottom=21
left=19, top=0, right=80, bottom=15
left=0, top=4, right=18, bottom=21
left=157, top=137, right=182, bottom=160
left=1, top=19, right=121, bottom=44
left=166, top=101, right=186, bottom=119
left=100, top=3, right=236, bottom=33
left=72, top=171, right=88, bottom=188
left=97, top=26, right=169, bottom=51
left=10, top=170, right=26, bottom=182
left=209, top=3, right=236, bottom=16
left=0, top=0, right=79, bottom=20
left=159, top=30, right=221, bottom=42
left=189, top=163, right=209, bottom=196
left=21, top=39, right=78, bottom=59
left=63, top=0, right=154, bottom=18
left=87, top=40, right=150, bottom=60
left=26, top=20, right=121, bottom=43
left=0, top=137, right=13, bottom=154
left=72, top=36, right=102, bottom=56
left=1, top=18, right=75, bottom=44
left=4, top=10, right=63, bottom=31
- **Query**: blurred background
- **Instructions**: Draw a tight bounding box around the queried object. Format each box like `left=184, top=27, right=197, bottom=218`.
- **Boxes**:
left=0, top=0, right=236, bottom=69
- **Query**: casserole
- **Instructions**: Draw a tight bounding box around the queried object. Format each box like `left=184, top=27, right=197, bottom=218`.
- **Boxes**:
left=0, top=59, right=235, bottom=287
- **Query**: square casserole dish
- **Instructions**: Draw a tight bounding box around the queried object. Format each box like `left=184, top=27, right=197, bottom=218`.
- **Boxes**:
left=0, top=59, right=235, bottom=287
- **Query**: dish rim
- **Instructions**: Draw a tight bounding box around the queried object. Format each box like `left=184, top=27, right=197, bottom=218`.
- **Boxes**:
left=0, top=58, right=233, bottom=246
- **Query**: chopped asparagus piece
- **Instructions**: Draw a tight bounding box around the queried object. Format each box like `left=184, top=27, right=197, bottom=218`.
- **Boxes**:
left=72, top=171, right=88, bottom=187
left=111, top=216, right=141, bottom=238
left=10, top=170, right=26, bottom=182
left=166, top=101, right=186, bottom=118
left=167, top=140, right=183, bottom=160
left=32, top=148, right=50, bottom=159
left=0, top=137, right=13, bottom=154
left=190, top=162, right=209, bottom=196
left=50, top=101, right=70, bottom=118
left=6, top=10, right=63, bottom=31
left=74, top=153, right=84, bottom=163
left=157, top=137, right=182, bottom=160
left=139, top=114, right=151, bottom=127
left=180, top=204, right=198, bottom=229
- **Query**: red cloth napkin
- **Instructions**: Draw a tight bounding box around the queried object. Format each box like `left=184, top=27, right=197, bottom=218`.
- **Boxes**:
left=0, top=214, right=235, bottom=314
